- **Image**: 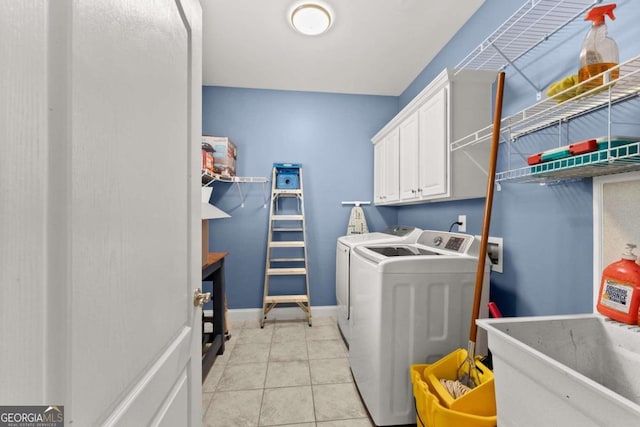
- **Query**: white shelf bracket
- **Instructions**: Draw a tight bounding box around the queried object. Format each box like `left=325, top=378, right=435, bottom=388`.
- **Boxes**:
left=262, top=182, right=268, bottom=208
left=235, top=182, right=245, bottom=208
left=341, top=201, right=371, bottom=207
left=493, top=45, right=542, bottom=96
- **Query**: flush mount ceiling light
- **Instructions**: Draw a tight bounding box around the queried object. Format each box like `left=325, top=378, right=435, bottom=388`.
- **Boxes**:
left=290, top=3, right=332, bottom=36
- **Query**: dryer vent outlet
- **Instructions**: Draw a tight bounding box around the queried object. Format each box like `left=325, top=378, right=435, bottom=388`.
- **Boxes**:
left=486, top=237, right=503, bottom=273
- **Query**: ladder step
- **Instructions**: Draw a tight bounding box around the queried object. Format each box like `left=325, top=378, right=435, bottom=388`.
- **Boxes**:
left=265, top=295, right=309, bottom=304
left=270, top=241, right=305, bottom=248
left=274, top=189, right=302, bottom=195
left=267, top=267, right=307, bottom=275
left=271, top=257, right=306, bottom=262
left=272, top=215, right=304, bottom=221
left=273, top=227, right=304, bottom=232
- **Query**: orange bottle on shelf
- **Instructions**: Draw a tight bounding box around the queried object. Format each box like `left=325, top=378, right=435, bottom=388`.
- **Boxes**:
left=578, top=3, right=619, bottom=89
left=597, top=243, right=640, bottom=325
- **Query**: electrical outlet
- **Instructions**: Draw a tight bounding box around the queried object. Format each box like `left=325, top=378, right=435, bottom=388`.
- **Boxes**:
left=457, top=215, right=466, bottom=232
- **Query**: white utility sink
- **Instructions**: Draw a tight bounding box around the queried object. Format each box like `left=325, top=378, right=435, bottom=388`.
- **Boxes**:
left=477, top=314, right=640, bottom=427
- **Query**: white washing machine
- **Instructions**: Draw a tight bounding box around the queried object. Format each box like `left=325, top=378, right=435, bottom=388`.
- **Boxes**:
left=336, top=226, right=422, bottom=346
left=349, top=230, right=490, bottom=426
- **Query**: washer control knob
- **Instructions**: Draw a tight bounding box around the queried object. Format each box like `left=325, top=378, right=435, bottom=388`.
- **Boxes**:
left=433, top=236, right=443, bottom=247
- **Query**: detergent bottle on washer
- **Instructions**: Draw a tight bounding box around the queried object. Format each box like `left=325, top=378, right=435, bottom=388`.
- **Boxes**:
left=597, top=243, right=640, bottom=324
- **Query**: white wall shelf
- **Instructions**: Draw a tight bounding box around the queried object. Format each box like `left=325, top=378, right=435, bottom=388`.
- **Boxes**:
left=477, top=54, right=640, bottom=183
left=496, top=141, right=640, bottom=182
left=453, top=54, right=640, bottom=152
left=201, top=169, right=267, bottom=185
left=202, top=169, right=269, bottom=207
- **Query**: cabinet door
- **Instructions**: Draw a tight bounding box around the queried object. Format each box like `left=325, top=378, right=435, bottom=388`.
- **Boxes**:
left=418, top=87, right=448, bottom=199
left=374, top=129, right=400, bottom=204
left=399, top=111, right=420, bottom=201
left=385, top=129, right=400, bottom=203
left=373, top=141, right=385, bottom=204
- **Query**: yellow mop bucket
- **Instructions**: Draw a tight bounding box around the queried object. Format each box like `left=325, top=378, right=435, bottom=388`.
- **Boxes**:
left=411, top=358, right=497, bottom=427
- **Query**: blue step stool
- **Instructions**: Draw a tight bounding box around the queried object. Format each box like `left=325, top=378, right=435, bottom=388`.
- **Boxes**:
left=274, top=163, right=301, bottom=189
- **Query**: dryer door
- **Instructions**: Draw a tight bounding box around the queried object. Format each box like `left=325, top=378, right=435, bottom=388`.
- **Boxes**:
left=336, top=241, right=350, bottom=320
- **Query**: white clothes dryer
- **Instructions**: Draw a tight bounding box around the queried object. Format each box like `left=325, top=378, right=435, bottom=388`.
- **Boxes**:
left=349, top=230, right=490, bottom=426
left=335, top=226, right=422, bottom=346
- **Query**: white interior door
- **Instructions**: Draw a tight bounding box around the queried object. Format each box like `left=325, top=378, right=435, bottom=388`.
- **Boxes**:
left=1, top=1, right=203, bottom=425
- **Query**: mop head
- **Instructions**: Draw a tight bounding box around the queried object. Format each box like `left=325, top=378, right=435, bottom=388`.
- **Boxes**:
left=439, top=378, right=472, bottom=399
left=438, top=355, right=481, bottom=399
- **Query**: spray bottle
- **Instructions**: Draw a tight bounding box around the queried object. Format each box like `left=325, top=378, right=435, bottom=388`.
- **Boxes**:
left=578, top=3, right=619, bottom=89
left=597, top=243, right=640, bottom=325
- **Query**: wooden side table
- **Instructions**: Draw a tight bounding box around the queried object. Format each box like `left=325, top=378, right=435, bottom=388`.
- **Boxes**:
left=201, top=252, right=227, bottom=381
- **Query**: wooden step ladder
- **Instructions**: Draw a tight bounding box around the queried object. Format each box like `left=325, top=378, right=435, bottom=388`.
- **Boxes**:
left=261, top=163, right=312, bottom=327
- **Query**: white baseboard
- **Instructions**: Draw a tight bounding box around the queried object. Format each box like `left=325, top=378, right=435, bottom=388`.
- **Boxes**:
left=227, top=305, right=337, bottom=323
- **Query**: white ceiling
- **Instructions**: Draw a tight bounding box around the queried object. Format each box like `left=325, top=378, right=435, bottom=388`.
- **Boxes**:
left=201, top=0, right=485, bottom=96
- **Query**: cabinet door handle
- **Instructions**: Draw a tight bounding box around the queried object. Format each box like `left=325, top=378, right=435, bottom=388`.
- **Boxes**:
left=411, top=189, right=416, bottom=194
left=417, top=188, right=422, bottom=192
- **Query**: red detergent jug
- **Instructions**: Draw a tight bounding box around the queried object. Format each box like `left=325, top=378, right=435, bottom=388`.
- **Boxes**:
left=597, top=243, right=640, bottom=324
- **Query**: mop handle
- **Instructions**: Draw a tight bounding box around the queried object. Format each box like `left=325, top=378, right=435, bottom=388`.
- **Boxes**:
left=469, top=71, right=506, bottom=343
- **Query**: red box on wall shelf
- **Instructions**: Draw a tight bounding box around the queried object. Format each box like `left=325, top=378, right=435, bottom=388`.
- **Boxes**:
left=527, top=153, right=543, bottom=165
left=569, top=139, right=598, bottom=155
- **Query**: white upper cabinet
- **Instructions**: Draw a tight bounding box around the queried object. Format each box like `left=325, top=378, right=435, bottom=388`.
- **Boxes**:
left=372, top=69, right=496, bottom=205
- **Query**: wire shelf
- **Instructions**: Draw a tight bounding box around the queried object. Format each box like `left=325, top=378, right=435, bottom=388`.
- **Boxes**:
left=495, top=141, right=640, bottom=182
left=454, top=0, right=597, bottom=73
left=201, top=170, right=269, bottom=207
left=201, top=169, right=267, bottom=185
left=452, top=54, right=640, bottom=151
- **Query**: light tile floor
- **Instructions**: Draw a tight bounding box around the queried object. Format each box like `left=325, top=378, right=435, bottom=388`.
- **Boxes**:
left=202, top=316, right=374, bottom=427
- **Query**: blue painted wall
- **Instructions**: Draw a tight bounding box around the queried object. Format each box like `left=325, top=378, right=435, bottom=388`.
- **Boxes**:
left=203, top=87, right=398, bottom=308
left=204, top=0, right=640, bottom=315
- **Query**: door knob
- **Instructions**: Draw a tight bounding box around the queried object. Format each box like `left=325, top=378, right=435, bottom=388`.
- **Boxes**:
left=193, top=288, right=211, bottom=307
